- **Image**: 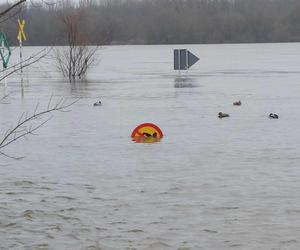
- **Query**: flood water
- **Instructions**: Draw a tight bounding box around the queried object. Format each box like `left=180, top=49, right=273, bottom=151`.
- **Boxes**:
left=1, top=43, right=300, bottom=249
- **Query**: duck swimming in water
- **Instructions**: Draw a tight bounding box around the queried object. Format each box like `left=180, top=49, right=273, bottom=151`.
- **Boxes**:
left=93, top=101, right=102, bottom=106
left=218, top=112, right=230, bottom=118
left=269, top=113, right=279, bottom=119
left=233, top=100, right=242, bottom=106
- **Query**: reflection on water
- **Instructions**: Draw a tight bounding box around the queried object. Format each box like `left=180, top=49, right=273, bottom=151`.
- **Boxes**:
left=174, top=75, right=198, bottom=88
left=1, top=43, right=300, bottom=249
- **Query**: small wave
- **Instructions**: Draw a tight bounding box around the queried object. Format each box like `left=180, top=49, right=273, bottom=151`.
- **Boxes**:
left=57, top=214, right=81, bottom=222
left=14, top=180, right=35, bottom=187
left=145, top=241, right=172, bottom=249
left=32, top=243, right=49, bottom=249
left=109, top=221, right=127, bottom=225
left=127, top=229, right=144, bottom=233
left=213, top=206, right=239, bottom=210
left=0, top=222, right=17, bottom=228
left=95, top=227, right=108, bottom=231
left=58, top=207, right=77, bottom=212
left=280, top=239, right=298, bottom=244
left=229, top=243, right=243, bottom=248
left=203, top=229, right=218, bottom=234
left=54, top=195, right=76, bottom=200
left=149, top=221, right=163, bottom=225
left=286, top=209, right=300, bottom=214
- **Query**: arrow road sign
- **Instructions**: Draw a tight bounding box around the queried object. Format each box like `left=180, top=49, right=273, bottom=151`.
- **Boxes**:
left=174, top=49, right=199, bottom=70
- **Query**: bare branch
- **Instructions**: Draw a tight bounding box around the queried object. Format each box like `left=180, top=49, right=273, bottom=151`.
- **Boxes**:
left=0, top=150, right=24, bottom=160
left=0, top=47, right=52, bottom=82
left=0, top=0, right=26, bottom=17
left=0, top=97, right=80, bottom=158
left=0, top=6, right=23, bottom=25
left=0, top=94, right=9, bottom=103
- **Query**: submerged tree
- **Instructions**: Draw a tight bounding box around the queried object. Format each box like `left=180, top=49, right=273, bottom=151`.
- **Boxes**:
left=55, top=10, right=98, bottom=82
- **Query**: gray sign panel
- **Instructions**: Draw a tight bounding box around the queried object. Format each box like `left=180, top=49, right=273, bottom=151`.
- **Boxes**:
left=174, top=49, right=179, bottom=70
left=187, top=50, right=199, bottom=68
left=174, top=49, right=199, bottom=70
left=174, top=49, right=186, bottom=70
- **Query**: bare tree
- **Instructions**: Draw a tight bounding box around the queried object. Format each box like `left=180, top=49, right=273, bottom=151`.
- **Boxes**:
left=0, top=97, right=79, bottom=159
left=55, top=10, right=98, bottom=82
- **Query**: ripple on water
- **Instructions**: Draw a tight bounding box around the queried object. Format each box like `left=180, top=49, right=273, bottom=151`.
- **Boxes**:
left=203, top=229, right=218, bottom=234
left=127, top=229, right=144, bottom=233
left=280, top=239, right=298, bottom=245
left=144, top=241, right=172, bottom=250
left=213, top=206, right=239, bottom=211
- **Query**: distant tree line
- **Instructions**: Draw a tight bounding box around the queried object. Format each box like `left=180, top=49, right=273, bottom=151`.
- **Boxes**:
left=1, top=0, right=300, bottom=46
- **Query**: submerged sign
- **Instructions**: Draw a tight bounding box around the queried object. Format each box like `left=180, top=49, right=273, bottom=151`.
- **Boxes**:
left=131, top=123, right=163, bottom=143
left=174, top=49, right=199, bottom=70
left=0, top=32, right=11, bottom=68
left=17, top=19, right=26, bottom=43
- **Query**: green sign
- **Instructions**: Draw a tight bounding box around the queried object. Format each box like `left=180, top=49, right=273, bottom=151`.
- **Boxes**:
left=0, top=32, right=11, bottom=68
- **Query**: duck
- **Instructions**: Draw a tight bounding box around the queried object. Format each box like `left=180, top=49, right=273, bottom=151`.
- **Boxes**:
left=233, top=100, right=242, bottom=106
left=218, top=112, right=230, bottom=118
left=93, top=101, right=102, bottom=106
left=269, top=113, right=279, bottom=119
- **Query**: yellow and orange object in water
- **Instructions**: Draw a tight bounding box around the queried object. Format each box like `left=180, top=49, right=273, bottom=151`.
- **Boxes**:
left=131, top=123, right=163, bottom=143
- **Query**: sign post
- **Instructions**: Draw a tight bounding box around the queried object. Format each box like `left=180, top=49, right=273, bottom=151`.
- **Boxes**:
left=17, top=19, right=26, bottom=96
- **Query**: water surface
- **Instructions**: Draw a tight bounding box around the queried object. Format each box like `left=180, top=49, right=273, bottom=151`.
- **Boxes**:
left=1, top=43, right=300, bottom=249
